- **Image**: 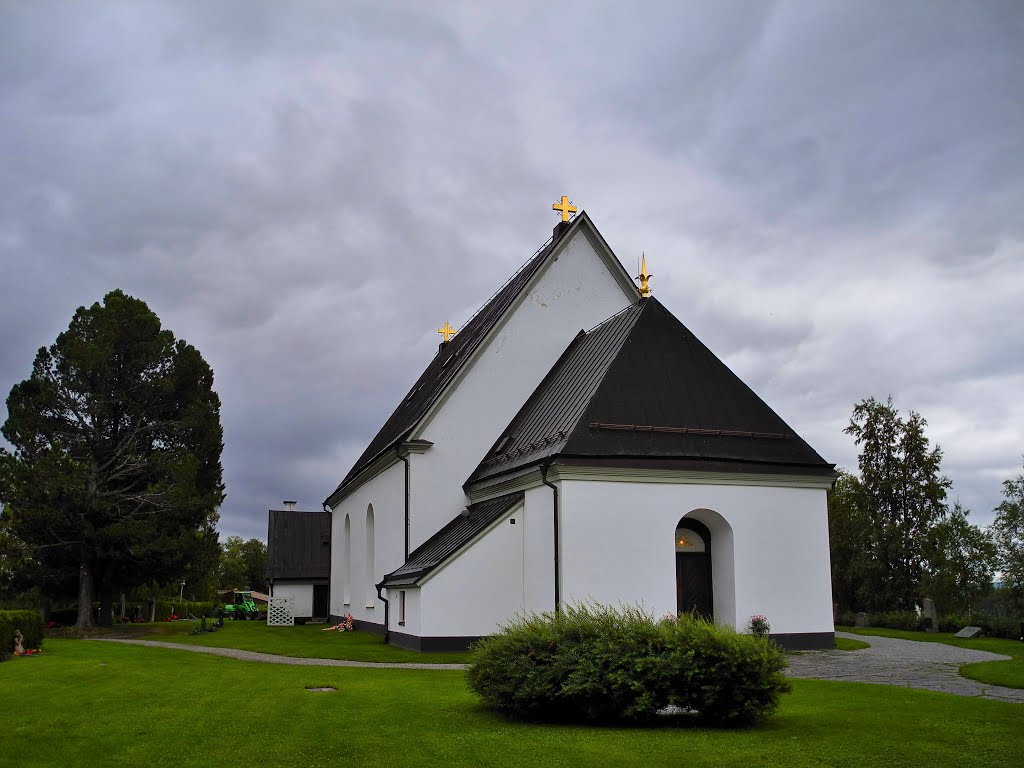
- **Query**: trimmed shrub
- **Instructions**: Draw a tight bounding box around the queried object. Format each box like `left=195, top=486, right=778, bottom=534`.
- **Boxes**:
left=466, top=604, right=790, bottom=726
left=0, top=609, right=45, bottom=659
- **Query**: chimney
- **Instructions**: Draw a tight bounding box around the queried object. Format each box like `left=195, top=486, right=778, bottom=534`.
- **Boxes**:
left=283, top=500, right=297, bottom=511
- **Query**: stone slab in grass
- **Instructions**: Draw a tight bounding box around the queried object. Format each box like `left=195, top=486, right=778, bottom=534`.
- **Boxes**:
left=955, top=626, right=984, bottom=639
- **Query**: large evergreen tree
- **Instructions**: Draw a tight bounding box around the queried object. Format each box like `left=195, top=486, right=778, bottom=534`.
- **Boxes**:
left=0, top=290, right=224, bottom=628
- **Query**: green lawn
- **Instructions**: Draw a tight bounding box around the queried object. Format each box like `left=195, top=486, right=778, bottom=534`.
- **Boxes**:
left=834, top=635, right=870, bottom=651
left=839, top=626, right=1024, bottom=689
left=101, top=620, right=472, bottom=664
left=2, top=639, right=1022, bottom=768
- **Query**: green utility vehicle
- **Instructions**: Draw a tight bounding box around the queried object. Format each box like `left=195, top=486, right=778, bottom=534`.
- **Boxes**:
left=223, top=591, right=263, bottom=620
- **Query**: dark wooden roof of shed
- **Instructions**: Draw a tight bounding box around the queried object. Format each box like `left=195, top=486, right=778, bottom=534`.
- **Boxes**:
left=267, top=510, right=331, bottom=581
left=469, top=297, right=834, bottom=484
left=380, top=492, right=524, bottom=587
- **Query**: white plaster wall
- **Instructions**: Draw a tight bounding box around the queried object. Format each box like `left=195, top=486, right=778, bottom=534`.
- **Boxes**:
left=329, top=461, right=405, bottom=622
left=418, top=503, right=525, bottom=637
left=558, top=479, right=834, bottom=635
left=386, top=586, right=421, bottom=636
left=271, top=583, right=314, bottom=618
left=407, top=230, right=634, bottom=549
left=523, top=485, right=556, bottom=615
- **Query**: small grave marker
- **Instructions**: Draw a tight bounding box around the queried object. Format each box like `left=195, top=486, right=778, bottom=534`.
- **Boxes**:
left=954, top=626, right=984, bottom=639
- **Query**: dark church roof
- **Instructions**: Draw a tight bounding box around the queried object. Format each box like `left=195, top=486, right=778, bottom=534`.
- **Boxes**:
left=326, top=212, right=633, bottom=504
left=267, top=510, right=331, bottom=581
left=380, top=492, right=524, bottom=587
left=469, top=297, right=834, bottom=484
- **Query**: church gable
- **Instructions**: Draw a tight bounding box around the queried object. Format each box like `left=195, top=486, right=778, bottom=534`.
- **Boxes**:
left=471, top=297, right=834, bottom=485
left=327, top=211, right=637, bottom=504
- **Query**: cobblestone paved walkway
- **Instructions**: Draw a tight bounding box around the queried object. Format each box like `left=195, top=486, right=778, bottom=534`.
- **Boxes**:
left=786, top=632, right=1024, bottom=703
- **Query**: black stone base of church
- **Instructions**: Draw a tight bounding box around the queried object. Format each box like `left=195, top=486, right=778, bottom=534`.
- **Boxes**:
left=770, top=632, right=834, bottom=650
left=388, top=630, right=480, bottom=653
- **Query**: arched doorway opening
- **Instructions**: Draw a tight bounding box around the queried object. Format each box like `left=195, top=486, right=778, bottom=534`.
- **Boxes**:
left=675, top=518, right=713, bottom=620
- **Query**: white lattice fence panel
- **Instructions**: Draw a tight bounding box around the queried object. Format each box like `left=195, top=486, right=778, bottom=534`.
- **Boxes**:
left=267, top=596, right=295, bottom=626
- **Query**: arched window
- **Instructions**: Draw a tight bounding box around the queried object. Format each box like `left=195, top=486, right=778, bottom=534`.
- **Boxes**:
left=365, top=504, right=375, bottom=608
left=343, top=514, right=352, bottom=606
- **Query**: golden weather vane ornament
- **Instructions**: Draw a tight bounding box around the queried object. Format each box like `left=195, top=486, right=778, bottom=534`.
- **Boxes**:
left=437, top=322, right=458, bottom=343
left=636, top=253, right=652, bottom=298
left=552, top=195, right=578, bottom=222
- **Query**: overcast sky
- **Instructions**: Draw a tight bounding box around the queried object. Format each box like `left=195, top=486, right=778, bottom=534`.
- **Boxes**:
left=2, top=1, right=1022, bottom=540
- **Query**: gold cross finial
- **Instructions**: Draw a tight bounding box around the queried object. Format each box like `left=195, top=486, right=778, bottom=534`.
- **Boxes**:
left=437, top=322, right=457, bottom=343
left=636, top=253, right=652, bottom=298
left=552, top=195, right=578, bottom=222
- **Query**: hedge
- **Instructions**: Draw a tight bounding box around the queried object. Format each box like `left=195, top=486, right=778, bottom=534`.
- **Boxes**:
left=836, top=609, right=1023, bottom=639
left=0, top=609, right=45, bottom=660
left=466, top=604, right=790, bottom=726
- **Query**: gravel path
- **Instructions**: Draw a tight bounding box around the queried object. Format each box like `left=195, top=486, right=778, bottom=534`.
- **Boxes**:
left=786, top=631, right=1024, bottom=703
left=93, top=638, right=468, bottom=670
left=95, top=633, right=1024, bottom=702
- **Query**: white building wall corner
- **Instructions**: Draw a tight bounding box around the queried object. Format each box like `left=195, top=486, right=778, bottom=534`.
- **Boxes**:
left=557, top=479, right=834, bottom=638
left=329, top=461, right=405, bottom=622
left=406, top=230, right=635, bottom=551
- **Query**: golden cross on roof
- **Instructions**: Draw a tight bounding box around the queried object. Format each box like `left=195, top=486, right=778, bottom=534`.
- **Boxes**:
left=437, top=322, right=457, bottom=343
left=552, top=195, right=578, bottom=222
left=636, top=253, right=652, bottom=298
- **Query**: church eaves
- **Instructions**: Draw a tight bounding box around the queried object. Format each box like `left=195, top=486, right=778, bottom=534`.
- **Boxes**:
left=468, top=297, right=835, bottom=485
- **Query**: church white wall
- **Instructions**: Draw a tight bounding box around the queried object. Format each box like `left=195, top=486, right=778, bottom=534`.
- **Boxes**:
left=271, top=583, right=314, bottom=618
left=418, top=503, right=525, bottom=637
left=558, top=479, right=834, bottom=636
left=329, top=461, right=405, bottom=623
left=523, top=485, right=556, bottom=615
left=408, top=231, right=634, bottom=550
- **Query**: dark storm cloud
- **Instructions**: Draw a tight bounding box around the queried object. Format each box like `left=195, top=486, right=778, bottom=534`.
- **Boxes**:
left=1, top=1, right=1021, bottom=538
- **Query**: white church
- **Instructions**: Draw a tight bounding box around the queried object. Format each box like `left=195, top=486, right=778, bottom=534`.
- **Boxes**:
left=320, top=200, right=837, bottom=651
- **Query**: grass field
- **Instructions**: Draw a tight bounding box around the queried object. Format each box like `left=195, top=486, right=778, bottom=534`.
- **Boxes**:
left=834, top=636, right=870, bottom=651
left=110, top=620, right=472, bottom=664
left=2, top=639, right=1021, bottom=768
left=839, top=626, right=1024, bottom=689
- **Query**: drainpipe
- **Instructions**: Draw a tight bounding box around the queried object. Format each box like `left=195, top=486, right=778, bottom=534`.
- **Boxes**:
left=397, top=448, right=411, bottom=560
left=322, top=502, right=333, bottom=620
left=541, top=463, right=561, bottom=613
left=375, top=579, right=390, bottom=643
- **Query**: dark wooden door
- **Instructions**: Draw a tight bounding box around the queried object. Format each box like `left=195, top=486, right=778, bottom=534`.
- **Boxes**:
left=676, top=553, right=713, bottom=620
left=313, top=585, right=329, bottom=618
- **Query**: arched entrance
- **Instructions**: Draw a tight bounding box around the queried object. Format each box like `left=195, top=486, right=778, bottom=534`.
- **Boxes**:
left=675, top=518, right=713, bottom=620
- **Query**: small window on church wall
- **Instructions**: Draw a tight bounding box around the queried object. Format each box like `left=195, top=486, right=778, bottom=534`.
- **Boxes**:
left=365, top=505, right=375, bottom=609
left=398, top=591, right=406, bottom=626
left=675, top=525, right=707, bottom=553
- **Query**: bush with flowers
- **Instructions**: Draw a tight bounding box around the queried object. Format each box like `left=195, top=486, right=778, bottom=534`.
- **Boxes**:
left=749, top=614, right=770, bottom=637
left=467, top=603, right=790, bottom=726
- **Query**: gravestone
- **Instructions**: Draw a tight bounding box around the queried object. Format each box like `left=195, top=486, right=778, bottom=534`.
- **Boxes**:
left=854, top=612, right=869, bottom=628
left=954, top=626, right=984, bottom=639
left=921, top=598, right=938, bottom=633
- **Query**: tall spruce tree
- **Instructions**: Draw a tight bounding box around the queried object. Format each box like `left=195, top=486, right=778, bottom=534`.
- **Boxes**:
left=843, top=397, right=951, bottom=611
left=0, top=290, right=224, bottom=628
